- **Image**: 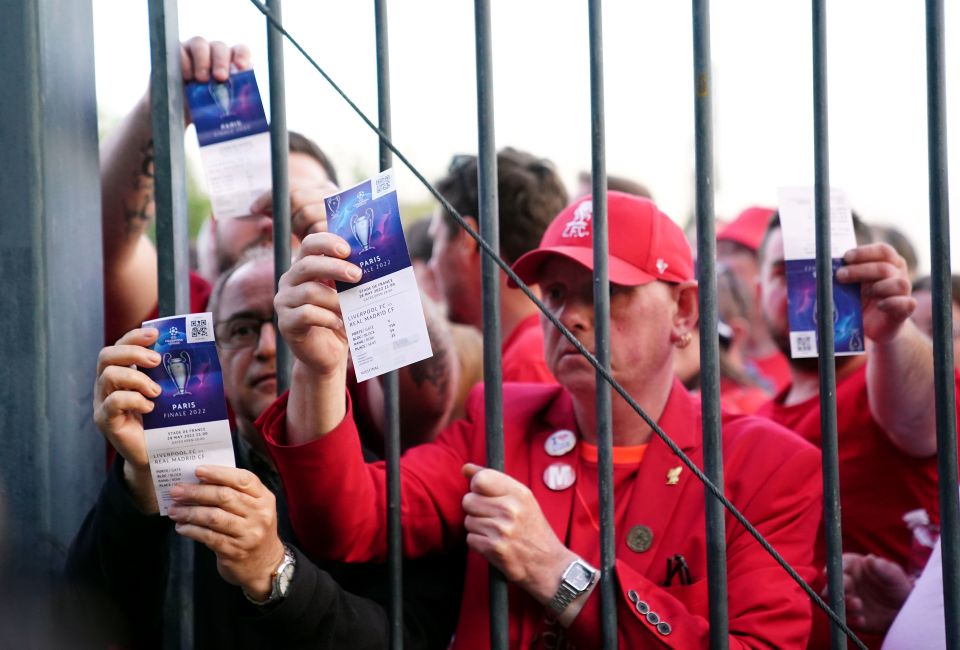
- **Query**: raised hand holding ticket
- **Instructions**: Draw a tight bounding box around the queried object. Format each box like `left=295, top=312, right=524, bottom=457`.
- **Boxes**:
left=140, top=312, right=235, bottom=515
left=325, top=169, right=433, bottom=381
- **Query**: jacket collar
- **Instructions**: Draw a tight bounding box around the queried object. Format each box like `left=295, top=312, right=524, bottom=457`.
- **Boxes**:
left=531, top=380, right=703, bottom=566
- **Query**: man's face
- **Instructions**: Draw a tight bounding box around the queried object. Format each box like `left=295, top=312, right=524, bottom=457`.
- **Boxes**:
left=758, top=228, right=791, bottom=356
left=716, top=241, right=760, bottom=295
left=427, top=207, right=479, bottom=326
left=537, top=256, right=678, bottom=397
left=216, top=258, right=278, bottom=425
left=214, top=151, right=332, bottom=273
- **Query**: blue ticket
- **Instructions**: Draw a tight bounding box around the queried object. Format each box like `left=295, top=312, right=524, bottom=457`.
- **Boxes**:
left=141, top=312, right=235, bottom=515
left=185, top=69, right=272, bottom=219
left=325, top=169, right=433, bottom=381
left=778, top=187, right=865, bottom=358
left=785, top=259, right=865, bottom=357
left=185, top=69, right=268, bottom=146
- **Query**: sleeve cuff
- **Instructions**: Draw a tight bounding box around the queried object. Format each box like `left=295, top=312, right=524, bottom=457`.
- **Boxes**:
left=102, top=457, right=172, bottom=534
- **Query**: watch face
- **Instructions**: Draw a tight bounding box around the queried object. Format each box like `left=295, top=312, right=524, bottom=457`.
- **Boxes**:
left=277, top=562, right=295, bottom=596
left=565, top=562, right=594, bottom=591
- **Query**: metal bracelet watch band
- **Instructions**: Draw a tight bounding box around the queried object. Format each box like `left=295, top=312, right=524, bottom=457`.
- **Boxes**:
left=243, top=544, right=297, bottom=607
left=548, top=557, right=598, bottom=615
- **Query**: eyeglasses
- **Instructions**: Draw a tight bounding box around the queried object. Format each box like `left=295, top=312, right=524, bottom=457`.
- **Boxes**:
left=215, top=315, right=275, bottom=350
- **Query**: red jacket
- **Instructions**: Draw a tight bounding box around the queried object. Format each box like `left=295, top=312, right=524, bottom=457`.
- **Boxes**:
left=258, top=381, right=822, bottom=649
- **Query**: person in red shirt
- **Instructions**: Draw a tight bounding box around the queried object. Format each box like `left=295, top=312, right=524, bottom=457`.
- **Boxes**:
left=673, top=263, right=771, bottom=415
left=100, top=37, right=339, bottom=345
left=717, top=206, right=793, bottom=393
left=755, top=212, right=958, bottom=648
left=100, top=37, right=459, bottom=457
left=427, top=150, right=568, bottom=385
left=255, top=192, right=823, bottom=648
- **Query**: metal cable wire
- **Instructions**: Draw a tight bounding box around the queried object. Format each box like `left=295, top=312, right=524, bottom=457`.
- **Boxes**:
left=246, top=2, right=865, bottom=645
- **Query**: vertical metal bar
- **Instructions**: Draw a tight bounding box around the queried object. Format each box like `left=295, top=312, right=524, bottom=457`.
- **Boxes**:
left=472, top=0, right=506, bottom=647
left=691, top=1, right=729, bottom=646
left=373, top=1, right=403, bottom=648
left=811, top=2, right=846, bottom=648
left=149, top=0, right=189, bottom=316
left=924, top=1, right=960, bottom=647
left=147, top=1, right=193, bottom=648
left=586, top=0, right=616, bottom=646
left=266, top=0, right=292, bottom=393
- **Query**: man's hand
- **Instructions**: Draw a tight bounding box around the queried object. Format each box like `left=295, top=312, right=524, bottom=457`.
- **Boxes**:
left=832, top=552, right=913, bottom=634
left=275, top=232, right=359, bottom=375
left=179, top=37, right=251, bottom=124
left=94, top=328, right=163, bottom=511
left=837, top=243, right=915, bottom=344
left=461, top=464, right=577, bottom=605
left=249, top=180, right=340, bottom=243
left=168, top=465, right=286, bottom=601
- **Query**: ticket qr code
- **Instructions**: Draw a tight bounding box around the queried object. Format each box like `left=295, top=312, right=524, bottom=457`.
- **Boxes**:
left=190, top=319, right=209, bottom=339
left=187, top=313, right=216, bottom=343
left=372, top=169, right=395, bottom=199
left=790, top=331, right=816, bottom=358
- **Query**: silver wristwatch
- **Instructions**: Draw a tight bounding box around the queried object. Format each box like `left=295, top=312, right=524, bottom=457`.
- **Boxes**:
left=548, top=558, right=598, bottom=615
left=244, top=544, right=297, bottom=607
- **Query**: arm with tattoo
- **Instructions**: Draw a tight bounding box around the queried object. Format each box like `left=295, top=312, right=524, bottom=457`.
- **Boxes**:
left=101, top=95, right=160, bottom=344
left=100, top=39, right=253, bottom=344
left=365, top=294, right=459, bottom=449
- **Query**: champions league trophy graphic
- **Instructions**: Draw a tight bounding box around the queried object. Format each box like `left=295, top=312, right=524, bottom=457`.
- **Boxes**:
left=163, top=351, right=193, bottom=396
left=327, top=195, right=340, bottom=218
left=812, top=297, right=839, bottom=328
left=849, top=328, right=864, bottom=351
left=208, top=79, right=234, bottom=117
left=351, top=207, right=376, bottom=253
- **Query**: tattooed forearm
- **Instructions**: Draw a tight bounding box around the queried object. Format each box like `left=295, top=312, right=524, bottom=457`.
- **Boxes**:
left=124, top=139, right=155, bottom=235
left=409, top=343, right=450, bottom=395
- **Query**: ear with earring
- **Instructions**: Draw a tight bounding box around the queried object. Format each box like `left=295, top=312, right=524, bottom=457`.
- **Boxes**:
left=675, top=332, right=693, bottom=349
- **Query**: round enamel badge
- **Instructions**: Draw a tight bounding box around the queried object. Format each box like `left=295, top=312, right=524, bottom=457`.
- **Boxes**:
left=545, top=429, right=577, bottom=457
left=543, top=462, right=577, bottom=491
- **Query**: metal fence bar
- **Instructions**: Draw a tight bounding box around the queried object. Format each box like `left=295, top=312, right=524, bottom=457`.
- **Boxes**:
left=266, top=0, right=292, bottom=393
left=586, top=0, right=616, bottom=645
left=924, top=1, right=960, bottom=647
left=373, top=0, right=404, bottom=647
left=147, top=0, right=193, bottom=647
left=248, top=9, right=867, bottom=642
left=149, top=0, right=189, bottom=317
left=691, top=1, right=729, bottom=646
left=472, top=0, right=507, bottom=646
left=811, top=2, right=846, bottom=648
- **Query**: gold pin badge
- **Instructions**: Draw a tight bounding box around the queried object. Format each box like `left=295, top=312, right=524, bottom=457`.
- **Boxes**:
left=626, top=524, right=654, bottom=553
left=666, top=466, right=683, bottom=486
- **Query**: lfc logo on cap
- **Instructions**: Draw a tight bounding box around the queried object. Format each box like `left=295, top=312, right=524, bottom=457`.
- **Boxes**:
left=656, top=258, right=669, bottom=274
left=561, top=200, right=592, bottom=238
left=543, top=462, right=576, bottom=491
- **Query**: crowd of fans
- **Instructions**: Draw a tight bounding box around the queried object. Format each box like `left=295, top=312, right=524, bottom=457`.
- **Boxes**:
left=60, top=37, right=960, bottom=649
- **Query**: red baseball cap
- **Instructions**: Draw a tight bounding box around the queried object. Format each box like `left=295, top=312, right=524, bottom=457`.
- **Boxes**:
left=510, top=191, right=694, bottom=287
left=717, top=206, right=775, bottom=252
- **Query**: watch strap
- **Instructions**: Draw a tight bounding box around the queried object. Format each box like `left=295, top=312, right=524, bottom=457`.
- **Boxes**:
left=243, top=544, right=296, bottom=607
left=548, top=580, right=580, bottom=614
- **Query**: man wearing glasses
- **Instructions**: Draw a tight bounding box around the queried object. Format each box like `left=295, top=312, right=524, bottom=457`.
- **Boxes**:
left=66, top=247, right=463, bottom=649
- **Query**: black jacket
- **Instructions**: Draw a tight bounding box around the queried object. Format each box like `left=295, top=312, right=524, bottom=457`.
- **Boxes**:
left=65, top=451, right=463, bottom=649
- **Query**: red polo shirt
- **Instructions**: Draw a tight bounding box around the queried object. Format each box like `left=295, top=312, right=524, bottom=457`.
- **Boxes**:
left=758, top=362, right=958, bottom=648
